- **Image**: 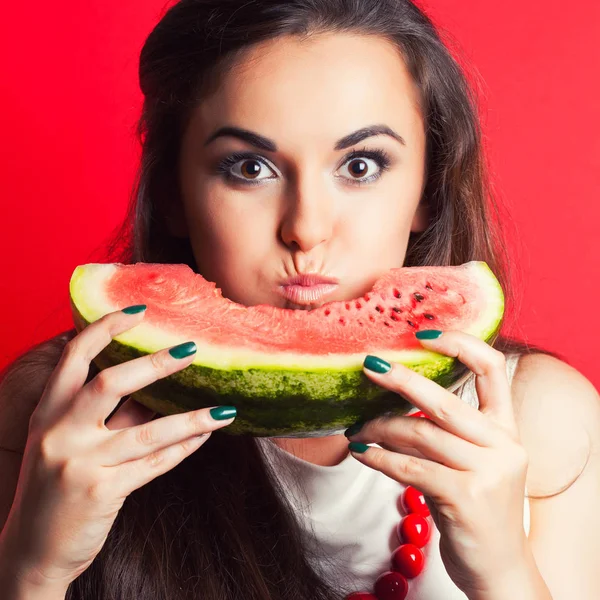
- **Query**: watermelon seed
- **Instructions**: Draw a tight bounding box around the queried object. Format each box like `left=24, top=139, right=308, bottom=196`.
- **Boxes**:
left=324, top=309, right=331, bottom=316
left=390, top=313, right=401, bottom=321
left=425, top=283, right=433, bottom=290
left=375, top=305, right=384, bottom=313
left=424, top=313, right=435, bottom=320
left=414, top=293, right=424, bottom=302
left=345, top=303, right=351, bottom=310
left=393, top=289, right=401, bottom=298
left=355, top=301, right=362, bottom=309
left=407, top=320, right=416, bottom=328
left=384, top=321, right=392, bottom=327
left=392, top=307, right=402, bottom=313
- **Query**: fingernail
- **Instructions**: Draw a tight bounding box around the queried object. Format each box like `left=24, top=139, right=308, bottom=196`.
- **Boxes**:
left=364, top=355, right=391, bottom=374
left=415, top=330, right=442, bottom=340
left=348, top=442, right=370, bottom=454
left=344, top=421, right=365, bottom=438
left=169, top=341, right=197, bottom=359
left=210, top=405, right=237, bottom=421
left=122, top=304, right=147, bottom=314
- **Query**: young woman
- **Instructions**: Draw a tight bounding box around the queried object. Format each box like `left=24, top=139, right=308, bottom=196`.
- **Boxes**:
left=0, top=1, right=598, bottom=599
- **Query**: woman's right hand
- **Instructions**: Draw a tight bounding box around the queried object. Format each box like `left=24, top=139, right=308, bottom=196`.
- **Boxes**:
left=0, top=306, right=236, bottom=595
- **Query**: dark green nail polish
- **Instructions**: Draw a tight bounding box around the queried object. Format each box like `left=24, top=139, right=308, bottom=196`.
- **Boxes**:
left=168, top=341, right=197, bottom=359
left=364, top=355, right=391, bottom=374
left=122, top=304, right=147, bottom=314
left=415, top=329, right=442, bottom=340
left=210, top=405, right=237, bottom=420
left=348, top=442, right=370, bottom=454
left=344, top=421, right=364, bottom=438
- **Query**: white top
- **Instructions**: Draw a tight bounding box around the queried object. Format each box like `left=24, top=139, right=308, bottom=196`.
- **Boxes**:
left=256, top=353, right=528, bottom=598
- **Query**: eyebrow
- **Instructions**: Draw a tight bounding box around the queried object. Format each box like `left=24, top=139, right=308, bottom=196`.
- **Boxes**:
left=203, top=124, right=406, bottom=152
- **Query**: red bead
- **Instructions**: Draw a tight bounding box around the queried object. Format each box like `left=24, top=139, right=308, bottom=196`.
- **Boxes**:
left=391, top=543, right=425, bottom=578
left=401, top=485, right=431, bottom=517
left=345, top=594, right=378, bottom=600
left=397, top=513, right=431, bottom=548
left=373, top=571, right=409, bottom=600
left=409, top=410, right=429, bottom=419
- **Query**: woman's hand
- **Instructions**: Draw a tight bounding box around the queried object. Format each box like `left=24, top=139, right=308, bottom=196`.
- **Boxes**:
left=344, top=330, right=530, bottom=597
left=0, top=307, right=236, bottom=596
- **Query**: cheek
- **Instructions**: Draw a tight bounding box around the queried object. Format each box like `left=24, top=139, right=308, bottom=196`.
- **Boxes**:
left=341, top=198, right=415, bottom=258
left=188, top=183, right=254, bottom=243
left=186, top=190, right=274, bottom=274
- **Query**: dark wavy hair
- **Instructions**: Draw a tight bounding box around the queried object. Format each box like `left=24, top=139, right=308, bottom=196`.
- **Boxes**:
left=0, top=1, right=570, bottom=598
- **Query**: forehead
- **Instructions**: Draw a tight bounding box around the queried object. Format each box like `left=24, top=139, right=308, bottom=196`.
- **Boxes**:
left=186, top=33, right=425, bottom=152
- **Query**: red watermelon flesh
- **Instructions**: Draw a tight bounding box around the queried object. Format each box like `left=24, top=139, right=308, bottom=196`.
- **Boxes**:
left=102, top=262, right=495, bottom=355
left=69, top=260, right=504, bottom=436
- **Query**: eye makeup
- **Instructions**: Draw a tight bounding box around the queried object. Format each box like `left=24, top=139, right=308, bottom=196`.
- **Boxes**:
left=214, top=146, right=393, bottom=187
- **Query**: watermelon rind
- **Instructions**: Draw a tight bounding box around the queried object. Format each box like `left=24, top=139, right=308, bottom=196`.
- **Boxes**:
left=69, top=261, right=504, bottom=437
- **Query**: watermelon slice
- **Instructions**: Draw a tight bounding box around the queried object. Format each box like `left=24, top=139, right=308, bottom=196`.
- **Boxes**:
left=69, top=261, right=504, bottom=437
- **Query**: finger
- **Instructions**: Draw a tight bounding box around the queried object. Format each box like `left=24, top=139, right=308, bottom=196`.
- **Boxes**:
left=38, top=306, right=148, bottom=424
left=71, top=340, right=198, bottom=426
left=99, top=405, right=236, bottom=466
left=346, top=415, right=480, bottom=471
left=377, top=442, right=428, bottom=461
left=113, top=432, right=212, bottom=497
left=362, top=353, right=502, bottom=448
left=348, top=442, right=454, bottom=502
left=105, top=396, right=156, bottom=430
left=415, top=330, right=517, bottom=434
left=376, top=410, right=431, bottom=461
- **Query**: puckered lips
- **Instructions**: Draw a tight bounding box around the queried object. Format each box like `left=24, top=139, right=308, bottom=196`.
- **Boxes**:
left=277, top=273, right=339, bottom=307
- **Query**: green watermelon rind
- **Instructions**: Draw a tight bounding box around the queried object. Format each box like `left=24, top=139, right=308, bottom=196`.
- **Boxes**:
left=83, top=335, right=460, bottom=436
left=69, top=261, right=503, bottom=437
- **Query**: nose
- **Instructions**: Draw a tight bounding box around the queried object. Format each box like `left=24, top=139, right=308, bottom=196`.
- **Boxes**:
left=279, top=175, right=334, bottom=253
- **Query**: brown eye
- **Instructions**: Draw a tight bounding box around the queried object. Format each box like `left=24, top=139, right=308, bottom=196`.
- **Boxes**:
left=220, top=155, right=277, bottom=184
left=348, top=159, right=368, bottom=178
left=240, top=160, right=262, bottom=179
left=338, top=155, right=383, bottom=183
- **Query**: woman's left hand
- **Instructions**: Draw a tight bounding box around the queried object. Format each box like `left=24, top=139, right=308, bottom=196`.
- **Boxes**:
left=345, top=330, right=530, bottom=597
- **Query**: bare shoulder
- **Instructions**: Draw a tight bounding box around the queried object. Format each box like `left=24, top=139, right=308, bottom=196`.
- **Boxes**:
left=0, top=331, right=75, bottom=454
left=510, top=352, right=600, bottom=496
left=0, top=332, right=78, bottom=527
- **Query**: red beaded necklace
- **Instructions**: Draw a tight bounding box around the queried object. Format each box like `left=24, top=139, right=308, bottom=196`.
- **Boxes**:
left=345, top=410, right=432, bottom=600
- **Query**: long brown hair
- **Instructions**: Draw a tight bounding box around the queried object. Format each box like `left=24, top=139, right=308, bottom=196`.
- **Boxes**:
left=1, top=1, right=569, bottom=598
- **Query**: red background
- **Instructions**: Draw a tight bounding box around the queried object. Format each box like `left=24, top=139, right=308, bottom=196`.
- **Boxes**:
left=1, top=1, right=599, bottom=390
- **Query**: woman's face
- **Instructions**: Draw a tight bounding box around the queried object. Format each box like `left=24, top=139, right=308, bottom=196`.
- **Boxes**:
left=177, top=32, right=428, bottom=309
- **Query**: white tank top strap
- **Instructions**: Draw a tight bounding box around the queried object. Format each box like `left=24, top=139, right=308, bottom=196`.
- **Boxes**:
left=448, top=351, right=521, bottom=410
